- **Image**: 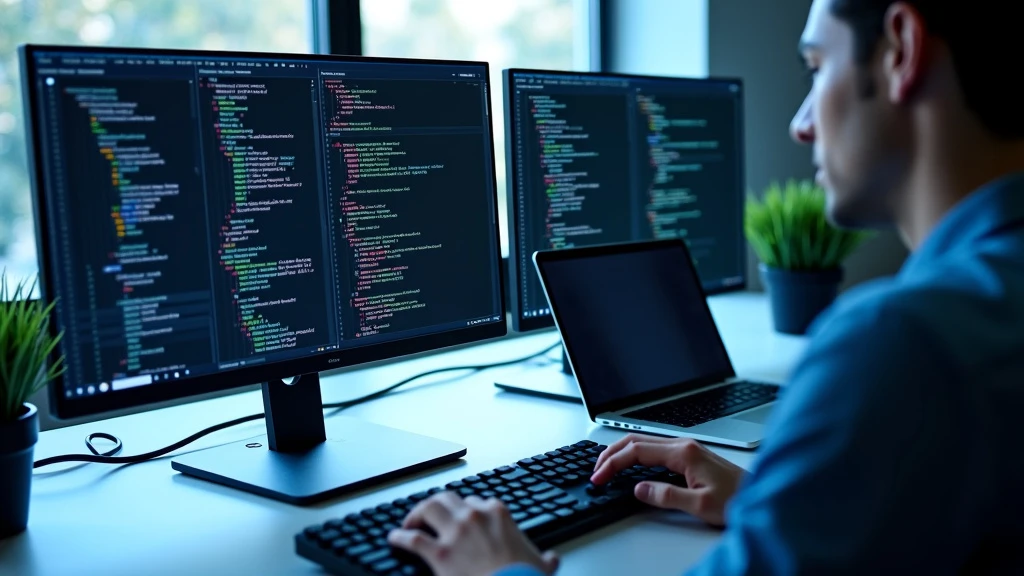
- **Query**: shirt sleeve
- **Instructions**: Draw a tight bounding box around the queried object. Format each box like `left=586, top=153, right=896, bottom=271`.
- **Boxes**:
left=686, top=296, right=978, bottom=575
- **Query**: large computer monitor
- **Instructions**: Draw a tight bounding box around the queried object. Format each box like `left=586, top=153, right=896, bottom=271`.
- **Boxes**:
left=20, top=44, right=506, bottom=503
left=495, top=69, right=745, bottom=400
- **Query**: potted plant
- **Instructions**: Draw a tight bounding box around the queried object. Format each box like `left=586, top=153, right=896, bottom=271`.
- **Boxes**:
left=0, top=272, right=64, bottom=538
left=745, top=179, right=869, bottom=335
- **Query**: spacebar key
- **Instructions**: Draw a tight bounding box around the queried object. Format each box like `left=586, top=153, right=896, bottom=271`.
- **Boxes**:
left=517, top=513, right=557, bottom=535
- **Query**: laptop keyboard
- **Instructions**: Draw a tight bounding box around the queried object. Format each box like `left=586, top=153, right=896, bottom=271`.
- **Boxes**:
left=622, top=381, right=779, bottom=428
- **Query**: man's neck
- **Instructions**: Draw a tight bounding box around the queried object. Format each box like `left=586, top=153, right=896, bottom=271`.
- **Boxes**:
left=898, top=124, right=1024, bottom=250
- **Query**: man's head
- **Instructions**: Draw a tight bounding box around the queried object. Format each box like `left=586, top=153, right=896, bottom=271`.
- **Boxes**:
left=791, top=0, right=1023, bottom=232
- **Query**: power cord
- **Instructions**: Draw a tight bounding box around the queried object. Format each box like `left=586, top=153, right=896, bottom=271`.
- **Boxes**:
left=33, top=341, right=561, bottom=469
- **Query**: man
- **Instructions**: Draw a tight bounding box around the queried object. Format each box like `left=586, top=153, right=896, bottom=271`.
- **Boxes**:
left=388, top=0, right=1024, bottom=573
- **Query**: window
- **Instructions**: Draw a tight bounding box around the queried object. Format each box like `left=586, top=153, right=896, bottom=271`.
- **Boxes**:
left=0, top=0, right=314, bottom=287
left=361, top=0, right=590, bottom=256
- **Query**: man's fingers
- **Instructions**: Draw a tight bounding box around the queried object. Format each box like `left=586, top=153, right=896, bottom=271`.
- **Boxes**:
left=401, top=491, right=461, bottom=530
left=387, top=528, right=441, bottom=562
left=541, top=550, right=560, bottom=574
left=593, top=434, right=675, bottom=471
left=591, top=441, right=681, bottom=484
left=634, top=481, right=705, bottom=514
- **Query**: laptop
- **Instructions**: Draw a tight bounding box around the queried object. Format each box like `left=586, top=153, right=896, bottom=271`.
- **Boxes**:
left=532, top=239, right=780, bottom=449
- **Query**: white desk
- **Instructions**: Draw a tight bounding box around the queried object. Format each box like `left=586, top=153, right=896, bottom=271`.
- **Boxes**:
left=1, top=292, right=807, bottom=576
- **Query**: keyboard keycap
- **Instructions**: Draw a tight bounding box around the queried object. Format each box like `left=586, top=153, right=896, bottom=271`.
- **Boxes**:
left=359, top=548, right=392, bottom=565
left=519, top=513, right=557, bottom=532
left=317, top=529, right=341, bottom=545
left=554, top=508, right=574, bottom=518
left=330, top=538, right=352, bottom=554
left=345, top=543, right=374, bottom=557
left=534, top=489, right=563, bottom=502
left=372, top=558, right=400, bottom=573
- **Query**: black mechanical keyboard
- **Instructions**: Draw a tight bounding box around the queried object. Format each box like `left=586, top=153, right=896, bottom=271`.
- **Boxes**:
left=296, top=439, right=686, bottom=575
left=623, top=381, right=779, bottom=428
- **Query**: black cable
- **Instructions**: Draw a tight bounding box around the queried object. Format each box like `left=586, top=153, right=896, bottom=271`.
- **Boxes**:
left=33, top=341, right=561, bottom=469
left=86, top=432, right=123, bottom=457
left=323, top=341, right=561, bottom=412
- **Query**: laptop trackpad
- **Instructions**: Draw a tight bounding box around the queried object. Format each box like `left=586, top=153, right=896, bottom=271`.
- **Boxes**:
left=731, top=404, right=773, bottom=424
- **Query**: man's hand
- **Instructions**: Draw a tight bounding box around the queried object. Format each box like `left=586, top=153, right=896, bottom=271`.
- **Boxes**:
left=388, top=491, right=559, bottom=576
left=590, top=434, right=744, bottom=526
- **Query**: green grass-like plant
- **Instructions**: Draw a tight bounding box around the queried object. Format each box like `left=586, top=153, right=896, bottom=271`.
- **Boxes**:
left=0, top=272, right=64, bottom=422
left=745, top=179, right=869, bottom=271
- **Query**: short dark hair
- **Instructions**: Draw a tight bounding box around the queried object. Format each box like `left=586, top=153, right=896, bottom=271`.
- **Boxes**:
left=829, top=0, right=1023, bottom=139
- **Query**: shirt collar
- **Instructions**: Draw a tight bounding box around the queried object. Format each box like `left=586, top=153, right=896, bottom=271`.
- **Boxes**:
left=901, top=172, right=1024, bottom=275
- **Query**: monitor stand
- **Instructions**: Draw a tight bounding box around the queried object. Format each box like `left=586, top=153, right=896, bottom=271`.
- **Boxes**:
left=171, top=373, right=466, bottom=505
left=493, top=345, right=582, bottom=403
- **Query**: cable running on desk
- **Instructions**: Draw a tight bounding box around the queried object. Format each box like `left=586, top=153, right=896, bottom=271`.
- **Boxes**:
left=33, top=342, right=562, bottom=469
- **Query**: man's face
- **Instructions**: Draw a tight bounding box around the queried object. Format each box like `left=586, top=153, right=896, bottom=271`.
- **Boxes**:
left=791, top=0, right=908, bottom=228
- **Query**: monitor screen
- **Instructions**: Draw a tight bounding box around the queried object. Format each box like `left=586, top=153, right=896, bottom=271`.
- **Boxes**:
left=504, top=69, right=745, bottom=331
left=21, top=46, right=505, bottom=417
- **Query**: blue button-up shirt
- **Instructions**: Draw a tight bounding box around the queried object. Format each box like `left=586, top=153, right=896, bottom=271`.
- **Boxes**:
left=499, top=173, right=1024, bottom=575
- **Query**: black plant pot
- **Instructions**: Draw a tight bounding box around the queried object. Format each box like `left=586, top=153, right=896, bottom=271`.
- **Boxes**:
left=760, top=263, right=843, bottom=335
left=0, top=403, right=38, bottom=539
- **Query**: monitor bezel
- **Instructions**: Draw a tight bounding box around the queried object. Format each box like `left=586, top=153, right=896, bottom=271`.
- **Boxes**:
left=502, top=67, right=748, bottom=333
left=20, top=43, right=507, bottom=420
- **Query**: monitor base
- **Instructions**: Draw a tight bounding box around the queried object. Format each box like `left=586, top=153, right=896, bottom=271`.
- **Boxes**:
left=494, top=347, right=582, bottom=403
left=171, top=416, right=466, bottom=505
left=171, top=372, right=465, bottom=505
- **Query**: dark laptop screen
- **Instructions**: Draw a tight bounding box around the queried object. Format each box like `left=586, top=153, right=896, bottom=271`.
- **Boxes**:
left=535, top=241, right=734, bottom=412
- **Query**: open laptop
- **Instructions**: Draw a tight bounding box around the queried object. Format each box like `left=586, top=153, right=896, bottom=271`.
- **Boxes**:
left=533, top=239, right=780, bottom=449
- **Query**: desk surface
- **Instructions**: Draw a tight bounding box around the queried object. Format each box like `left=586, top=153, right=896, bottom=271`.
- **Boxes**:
left=1, top=292, right=808, bottom=576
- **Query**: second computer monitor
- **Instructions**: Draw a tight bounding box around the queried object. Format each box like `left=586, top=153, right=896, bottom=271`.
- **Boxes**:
left=504, top=69, right=746, bottom=332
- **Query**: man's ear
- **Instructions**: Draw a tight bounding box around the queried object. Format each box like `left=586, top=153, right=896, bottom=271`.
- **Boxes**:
left=881, top=1, right=928, bottom=103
